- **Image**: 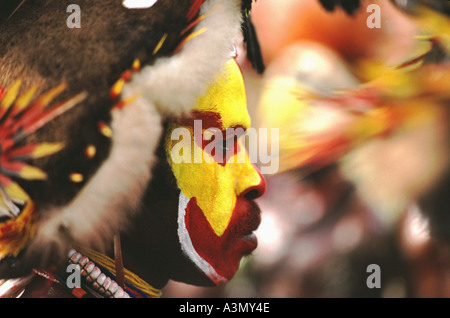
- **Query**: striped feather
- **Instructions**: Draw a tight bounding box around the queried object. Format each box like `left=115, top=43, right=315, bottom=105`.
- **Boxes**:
left=0, top=81, right=85, bottom=219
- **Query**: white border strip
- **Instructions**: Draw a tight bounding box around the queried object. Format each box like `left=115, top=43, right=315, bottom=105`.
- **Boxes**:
left=177, top=191, right=227, bottom=285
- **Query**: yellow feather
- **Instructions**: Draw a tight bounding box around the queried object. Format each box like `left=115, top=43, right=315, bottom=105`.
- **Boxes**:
left=34, top=82, right=67, bottom=109
left=153, top=33, right=168, bottom=55
left=13, top=86, right=38, bottom=114
left=5, top=181, right=30, bottom=202
left=31, top=143, right=64, bottom=159
left=1, top=80, right=22, bottom=112
left=19, top=165, right=47, bottom=180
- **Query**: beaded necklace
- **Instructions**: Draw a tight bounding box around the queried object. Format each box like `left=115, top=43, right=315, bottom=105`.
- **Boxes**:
left=0, top=247, right=162, bottom=298
left=67, top=248, right=162, bottom=298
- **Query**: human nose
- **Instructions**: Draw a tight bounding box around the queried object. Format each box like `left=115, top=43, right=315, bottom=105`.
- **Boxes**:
left=236, top=162, right=267, bottom=200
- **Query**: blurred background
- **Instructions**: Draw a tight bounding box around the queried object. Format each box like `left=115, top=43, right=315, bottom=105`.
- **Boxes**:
left=163, top=0, right=450, bottom=298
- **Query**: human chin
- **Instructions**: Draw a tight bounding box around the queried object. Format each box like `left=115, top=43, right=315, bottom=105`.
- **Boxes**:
left=177, top=191, right=261, bottom=285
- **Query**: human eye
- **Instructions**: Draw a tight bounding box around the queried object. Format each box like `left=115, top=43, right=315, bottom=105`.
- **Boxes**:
left=200, top=128, right=244, bottom=166
left=222, top=128, right=246, bottom=163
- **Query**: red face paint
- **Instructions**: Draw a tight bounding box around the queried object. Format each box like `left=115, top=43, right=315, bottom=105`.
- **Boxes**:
left=184, top=192, right=263, bottom=280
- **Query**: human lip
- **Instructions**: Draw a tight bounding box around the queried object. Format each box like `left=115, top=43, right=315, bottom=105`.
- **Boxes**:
left=234, top=201, right=261, bottom=251
left=242, top=232, right=258, bottom=249
left=237, top=231, right=259, bottom=257
left=236, top=201, right=261, bottom=236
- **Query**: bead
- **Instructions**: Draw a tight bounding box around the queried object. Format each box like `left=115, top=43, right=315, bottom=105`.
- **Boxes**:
left=108, top=281, right=119, bottom=295
left=97, top=273, right=106, bottom=286
left=70, top=252, right=82, bottom=264
left=78, top=256, right=89, bottom=267
left=83, top=262, right=95, bottom=275
left=102, top=277, right=112, bottom=290
left=114, top=288, right=125, bottom=298
left=68, top=249, right=77, bottom=258
left=89, top=267, right=101, bottom=281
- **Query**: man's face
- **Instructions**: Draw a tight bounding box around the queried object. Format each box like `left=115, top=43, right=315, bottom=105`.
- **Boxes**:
left=165, top=59, right=266, bottom=285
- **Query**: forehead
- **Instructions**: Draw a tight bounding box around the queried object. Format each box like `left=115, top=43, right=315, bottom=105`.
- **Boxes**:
left=191, top=59, right=251, bottom=130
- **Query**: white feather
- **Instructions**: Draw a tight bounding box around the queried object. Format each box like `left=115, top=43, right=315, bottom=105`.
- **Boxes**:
left=31, top=98, right=161, bottom=254
left=122, top=0, right=158, bottom=9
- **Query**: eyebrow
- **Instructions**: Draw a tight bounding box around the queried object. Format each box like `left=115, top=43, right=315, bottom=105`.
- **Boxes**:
left=172, top=110, right=223, bottom=130
left=171, top=110, right=249, bottom=135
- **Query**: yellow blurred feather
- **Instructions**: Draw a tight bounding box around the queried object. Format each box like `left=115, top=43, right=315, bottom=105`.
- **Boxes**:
left=0, top=80, right=22, bottom=112
left=31, top=142, right=64, bottom=159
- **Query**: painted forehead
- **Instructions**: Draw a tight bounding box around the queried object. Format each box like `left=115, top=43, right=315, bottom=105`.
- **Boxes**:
left=178, top=59, right=251, bottom=130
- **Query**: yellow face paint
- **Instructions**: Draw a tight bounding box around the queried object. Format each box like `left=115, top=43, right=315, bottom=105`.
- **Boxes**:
left=193, top=59, right=251, bottom=129
left=166, top=59, right=262, bottom=237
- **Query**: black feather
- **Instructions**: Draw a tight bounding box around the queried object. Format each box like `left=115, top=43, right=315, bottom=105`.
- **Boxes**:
left=242, top=0, right=253, bottom=15
left=341, top=0, right=361, bottom=15
left=242, top=13, right=265, bottom=74
left=318, top=0, right=361, bottom=15
left=318, top=0, right=337, bottom=12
